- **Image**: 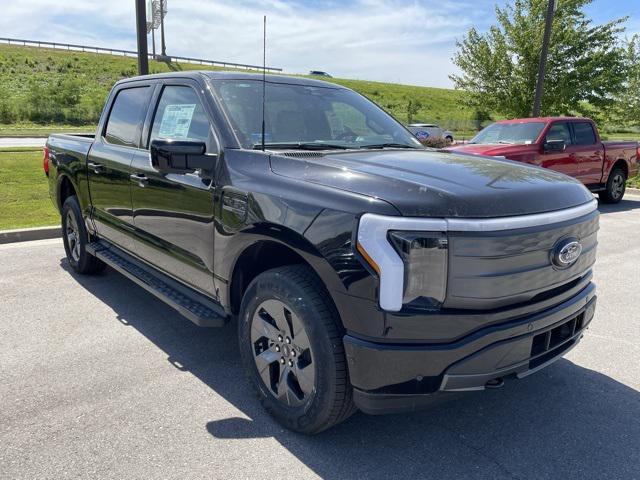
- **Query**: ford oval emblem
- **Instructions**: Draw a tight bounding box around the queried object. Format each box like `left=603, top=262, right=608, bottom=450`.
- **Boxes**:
left=552, top=238, right=582, bottom=268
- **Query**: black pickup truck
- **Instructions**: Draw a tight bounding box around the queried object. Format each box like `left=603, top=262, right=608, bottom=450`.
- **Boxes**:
left=46, top=72, right=598, bottom=434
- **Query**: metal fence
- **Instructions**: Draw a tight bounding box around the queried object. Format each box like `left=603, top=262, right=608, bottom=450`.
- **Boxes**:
left=0, top=36, right=282, bottom=72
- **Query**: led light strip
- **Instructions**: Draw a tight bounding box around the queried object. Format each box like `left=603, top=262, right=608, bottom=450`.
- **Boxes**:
left=357, top=200, right=598, bottom=312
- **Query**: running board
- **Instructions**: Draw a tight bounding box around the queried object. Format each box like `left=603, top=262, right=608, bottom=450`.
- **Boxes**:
left=86, top=241, right=228, bottom=327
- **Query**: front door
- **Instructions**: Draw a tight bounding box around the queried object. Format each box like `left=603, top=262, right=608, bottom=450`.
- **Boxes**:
left=130, top=82, right=218, bottom=296
left=88, top=85, right=152, bottom=252
left=539, top=121, right=574, bottom=177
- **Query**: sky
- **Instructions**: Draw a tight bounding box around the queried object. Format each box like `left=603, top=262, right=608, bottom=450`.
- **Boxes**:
left=1, top=0, right=639, bottom=88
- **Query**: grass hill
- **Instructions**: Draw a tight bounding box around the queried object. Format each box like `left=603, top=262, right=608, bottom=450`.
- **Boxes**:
left=0, top=43, right=477, bottom=136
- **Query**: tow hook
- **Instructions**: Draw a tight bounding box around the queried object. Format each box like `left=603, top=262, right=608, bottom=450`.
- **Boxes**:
left=485, top=377, right=504, bottom=389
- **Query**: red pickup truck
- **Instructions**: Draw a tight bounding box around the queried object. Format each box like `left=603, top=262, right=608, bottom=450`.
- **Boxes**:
left=448, top=117, right=638, bottom=203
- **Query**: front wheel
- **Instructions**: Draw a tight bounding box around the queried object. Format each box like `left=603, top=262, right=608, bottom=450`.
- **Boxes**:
left=238, top=265, right=356, bottom=434
left=599, top=167, right=627, bottom=204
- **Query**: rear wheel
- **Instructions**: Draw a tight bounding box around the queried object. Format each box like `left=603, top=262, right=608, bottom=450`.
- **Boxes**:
left=599, top=167, right=627, bottom=204
left=238, top=265, right=356, bottom=434
left=61, top=195, right=105, bottom=274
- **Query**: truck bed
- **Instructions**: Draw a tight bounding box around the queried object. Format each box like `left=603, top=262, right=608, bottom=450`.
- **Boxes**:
left=46, top=133, right=96, bottom=212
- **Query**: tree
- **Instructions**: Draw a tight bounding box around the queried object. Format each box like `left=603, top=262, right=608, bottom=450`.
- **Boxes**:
left=406, top=99, right=422, bottom=123
left=450, top=0, right=628, bottom=119
left=473, top=108, right=492, bottom=130
left=610, top=35, right=640, bottom=127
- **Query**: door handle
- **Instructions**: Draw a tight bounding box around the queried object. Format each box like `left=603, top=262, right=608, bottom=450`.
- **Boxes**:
left=88, top=162, right=104, bottom=174
left=130, top=173, right=149, bottom=187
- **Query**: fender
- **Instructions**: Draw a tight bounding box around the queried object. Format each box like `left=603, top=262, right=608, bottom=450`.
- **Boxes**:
left=218, top=222, right=349, bottom=307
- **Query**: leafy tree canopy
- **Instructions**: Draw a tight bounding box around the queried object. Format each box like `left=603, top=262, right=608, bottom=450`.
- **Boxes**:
left=450, top=0, right=628, bottom=120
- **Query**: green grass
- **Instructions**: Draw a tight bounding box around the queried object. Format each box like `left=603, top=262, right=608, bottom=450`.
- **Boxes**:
left=0, top=149, right=59, bottom=230
left=311, top=77, right=476, bottom=128
left=0, top=43, right=477, bottom=130
left=600, top=132, right=640, bottom=141
left=0, top=122, right=95, bottom=137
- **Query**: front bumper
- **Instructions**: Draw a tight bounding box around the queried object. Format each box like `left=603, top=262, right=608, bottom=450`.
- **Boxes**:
left=344, top=283, right=596, bottom=415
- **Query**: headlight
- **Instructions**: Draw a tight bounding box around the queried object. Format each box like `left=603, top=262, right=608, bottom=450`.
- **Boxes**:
left=388, top=231, right=448, bottom=308
left=356, top=213, right=449, bottom=311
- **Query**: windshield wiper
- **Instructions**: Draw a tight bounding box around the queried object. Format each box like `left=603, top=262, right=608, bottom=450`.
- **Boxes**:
left=360, top=143, right=419, bottom=149
left=253, top=142, right=350, bottom=150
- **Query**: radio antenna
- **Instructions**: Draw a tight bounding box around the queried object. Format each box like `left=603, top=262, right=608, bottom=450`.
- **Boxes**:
left=261, top=15, right=267, bottom=151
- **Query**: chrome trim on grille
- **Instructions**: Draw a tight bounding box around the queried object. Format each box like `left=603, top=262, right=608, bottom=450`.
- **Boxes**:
left=446, top=200, right=597, bottom=232
left=357, top=200, right=598, bottom=312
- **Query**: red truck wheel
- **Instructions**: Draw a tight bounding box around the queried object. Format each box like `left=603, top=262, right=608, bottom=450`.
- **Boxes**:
left=600, top=168, right=626, bottom=204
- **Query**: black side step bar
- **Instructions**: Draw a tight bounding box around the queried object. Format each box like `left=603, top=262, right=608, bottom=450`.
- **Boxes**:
left=86, top=241, right=228, bottom=328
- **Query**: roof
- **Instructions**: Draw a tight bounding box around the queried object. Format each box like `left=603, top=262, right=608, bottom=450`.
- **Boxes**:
left=495, top=117, right=593, bottom=124
left=119, top=70, right=345, bottom=89
left=409, top=123, right=438, bottom=127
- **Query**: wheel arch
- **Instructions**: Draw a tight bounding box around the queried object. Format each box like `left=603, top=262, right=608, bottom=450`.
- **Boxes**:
left=611, top=159, right=629, bottom=178
left=226, top=229, right=347, bottom=323
left=56, top=173, right=78, bottom=211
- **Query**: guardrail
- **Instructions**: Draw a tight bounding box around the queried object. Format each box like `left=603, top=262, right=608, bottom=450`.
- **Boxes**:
left=0, top=36, right=282, bottom=72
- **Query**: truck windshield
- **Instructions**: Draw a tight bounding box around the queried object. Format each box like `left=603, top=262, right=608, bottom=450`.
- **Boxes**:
left=470, top=122, right=545, bottom=145
left=212, top=80, right=422, bottom=150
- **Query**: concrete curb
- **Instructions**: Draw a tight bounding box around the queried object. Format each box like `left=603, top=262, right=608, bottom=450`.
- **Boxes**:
left=627, top=187, right=640, bottom=196
left=0, top=226, right=61, bottom=244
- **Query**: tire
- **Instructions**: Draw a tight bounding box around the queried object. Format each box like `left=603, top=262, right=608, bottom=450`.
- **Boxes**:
left=599, top=167, right=627, bottom=204
left=61, top=195, right=105, bottom=274
left=445, top=136, right=454, bottom=145
left=238, top=265, right=356, bottom=434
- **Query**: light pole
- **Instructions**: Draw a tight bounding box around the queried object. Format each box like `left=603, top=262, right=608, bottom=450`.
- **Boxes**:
left=532, top=0, right=556, bottom=117
left=160, top=0, right=167, bottom=58
left=135, top=0, right=149, bottom=75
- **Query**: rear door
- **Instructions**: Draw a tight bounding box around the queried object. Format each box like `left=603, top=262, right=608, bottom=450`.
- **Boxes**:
left=569, top=121, right=604, bottom=185
left=129, top=80, right=218, bottom=296
left=87, top=84, right=152, bottom=252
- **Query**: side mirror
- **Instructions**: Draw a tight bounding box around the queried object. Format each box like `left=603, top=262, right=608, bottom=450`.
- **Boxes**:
left=543, top=139, right=566, bottom=153
left=150, top=139, right=216, bottom=174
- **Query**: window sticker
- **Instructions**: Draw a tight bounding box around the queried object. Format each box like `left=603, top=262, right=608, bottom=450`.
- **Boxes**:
left=250, top=132, right=273, bottom=144
left=158, top=104, right=196, bottom=139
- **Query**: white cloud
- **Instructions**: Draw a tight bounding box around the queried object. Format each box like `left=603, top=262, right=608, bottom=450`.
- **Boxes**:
left=0, top=0, right=496, bottom=87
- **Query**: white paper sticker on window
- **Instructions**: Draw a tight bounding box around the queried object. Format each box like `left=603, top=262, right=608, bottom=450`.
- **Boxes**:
left=158, top=104, right=196, bottom=139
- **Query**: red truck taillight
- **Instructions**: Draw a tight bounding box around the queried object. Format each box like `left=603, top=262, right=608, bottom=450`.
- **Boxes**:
left=43, top=147, right=49, bottom=176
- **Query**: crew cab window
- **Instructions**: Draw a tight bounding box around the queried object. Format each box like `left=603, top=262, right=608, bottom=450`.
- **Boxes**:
left=573, top=122, right=597, bottom=145
left=150, top=86, right=211, bottom=145
left=104, top=87, right=150, bottom=147
left=545, top=122, right=572, bottom=145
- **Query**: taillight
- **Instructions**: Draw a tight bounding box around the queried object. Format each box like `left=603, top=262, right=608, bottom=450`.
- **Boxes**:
left=43, top=147, right=49, bottom=176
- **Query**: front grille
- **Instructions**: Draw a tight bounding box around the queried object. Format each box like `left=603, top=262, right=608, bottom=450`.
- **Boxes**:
left=530, top=313, right=584, bottom=369
left=445, top=211, right=598, bottom=310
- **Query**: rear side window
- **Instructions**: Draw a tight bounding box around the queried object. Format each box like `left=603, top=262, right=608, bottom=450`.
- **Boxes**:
left=545, top=122, right=572, bottom=145
left=573, top=122, right=597, bottom=145
left=104, top=87, right=150, bottom=147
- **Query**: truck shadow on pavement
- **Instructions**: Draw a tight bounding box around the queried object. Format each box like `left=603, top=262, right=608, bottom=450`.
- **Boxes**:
left=62, top=259, right=640, bottom=480
left=597, top=195, right=640, bottom=214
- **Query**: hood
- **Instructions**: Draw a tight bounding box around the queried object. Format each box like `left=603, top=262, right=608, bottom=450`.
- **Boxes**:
left=269, top=149, right=593, bottom=218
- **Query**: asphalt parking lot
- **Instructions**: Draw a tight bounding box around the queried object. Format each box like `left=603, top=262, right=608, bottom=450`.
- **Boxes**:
left=1, top=196, right=639, bottom=479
